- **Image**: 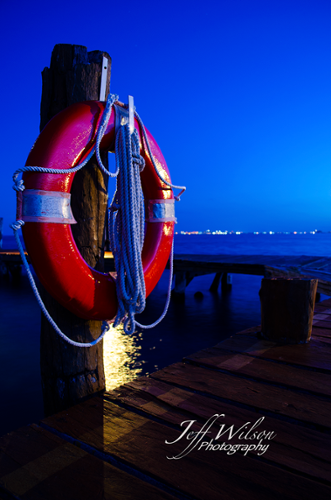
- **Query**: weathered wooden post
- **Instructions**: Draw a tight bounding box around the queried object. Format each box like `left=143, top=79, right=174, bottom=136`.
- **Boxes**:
left=39, top=44, right=111, bottom=416
left=221, top=272, right=232, bottom=291
left=209, top=272, right=232, bottom=292
left=260, top=277, right=318, bottom=343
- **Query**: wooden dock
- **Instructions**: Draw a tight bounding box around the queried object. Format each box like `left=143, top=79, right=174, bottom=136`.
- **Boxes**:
left=2, top=250, right=331, bottom=295
left=0, top=250, right=30, bottom=278
left=1, top=300, right=331, bottom=499
left=169, top=254, right=331, bottom=295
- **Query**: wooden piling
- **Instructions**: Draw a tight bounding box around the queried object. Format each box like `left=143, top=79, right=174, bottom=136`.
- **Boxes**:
left=260, top=277, right=318, bottom=343
left=209, top=272, right=222, bottom=292
left=221, top=272, right=232, bottom=291
left=39, top=44, right=111, bottom=416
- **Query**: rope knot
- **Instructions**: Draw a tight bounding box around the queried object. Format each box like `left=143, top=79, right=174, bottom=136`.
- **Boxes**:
left=10, top=220, right=25, bottom=231
left=132, top=152, right=145, bottom=171
left=13, top=172, right=25, bottom=192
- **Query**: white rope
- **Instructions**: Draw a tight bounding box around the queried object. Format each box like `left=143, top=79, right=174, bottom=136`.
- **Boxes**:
left=134, top=111, right=186, bottom=200
left=108, top=111, right=179, bottom=334
left=135, top=240, right=174, bottom=329
left=11, top=220, right=110, bottom=347
left=109, top=124, right=146, bottom=334
left=12, top=94, right=119, bottom=192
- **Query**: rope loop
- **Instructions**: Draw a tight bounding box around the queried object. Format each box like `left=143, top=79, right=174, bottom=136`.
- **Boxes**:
left=12, top=93, right=119, bottom=192
left=10, top=220, right=110, bottom=347
left=95, top=93, right=119, bottom=177
left=134, top=111, right=187, bottom=200
left=10, top=219, right=25, bottom=231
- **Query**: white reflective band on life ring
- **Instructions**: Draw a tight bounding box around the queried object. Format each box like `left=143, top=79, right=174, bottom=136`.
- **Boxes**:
left=145, top=199, right=176, bottom=223
left=17, top=189, right=76, bottom=224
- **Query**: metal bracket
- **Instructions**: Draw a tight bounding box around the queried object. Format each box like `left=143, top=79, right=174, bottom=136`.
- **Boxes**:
left=128, top=95, right=134, bottom=134
left=99, top=56, right=108, bottom=101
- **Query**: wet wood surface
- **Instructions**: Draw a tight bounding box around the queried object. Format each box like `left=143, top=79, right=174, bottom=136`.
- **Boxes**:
left=0, top=300, right=331, bottom=499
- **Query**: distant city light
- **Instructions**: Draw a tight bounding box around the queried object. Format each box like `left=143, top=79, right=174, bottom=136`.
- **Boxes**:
left=175, top=229, right=325, bottom=235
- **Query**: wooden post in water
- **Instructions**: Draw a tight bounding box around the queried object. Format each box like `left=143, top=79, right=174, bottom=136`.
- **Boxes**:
left=209, top=272, right=232, bottom=292
left=39, top=44, right=111, bottom=416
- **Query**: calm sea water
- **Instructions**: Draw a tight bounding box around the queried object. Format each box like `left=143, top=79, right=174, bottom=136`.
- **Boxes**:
left=1, top=232, right=330, bottom=436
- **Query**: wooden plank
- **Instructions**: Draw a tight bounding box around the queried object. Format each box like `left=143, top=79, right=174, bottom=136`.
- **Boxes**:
left=315, top=298, right=331, bottom=307
left=42, top=396, right=331, bottom=500
left=104, top=377, right=331, bottom=484
left=314, top=280, right=331, bottom=296
left=0, top=250, right=29, bottom=261
left=313, top=314, right=331, bottom=321
left=150, top=362, right=331, bottom=429
left=236, top=325, right=261, bottom=336
left=314, top=308, right=330, bottom=314
left=183, top=347, right=331, bottom=397
left=311, top=335, right=331, bottom=345
left=0, top=424, right=176, bottom=500
left=313, top=320, right=331, bottom=329
left=314, top=303, right=331, bottom=309
left=312, top=326, right=331, bottom=339
left=314, top=303, right=331, bottom=312
left=214, top=335, right=331, bottom=371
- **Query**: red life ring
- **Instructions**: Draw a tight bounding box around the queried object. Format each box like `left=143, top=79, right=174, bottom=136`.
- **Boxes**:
left=19, top=101, right=175, bottom=321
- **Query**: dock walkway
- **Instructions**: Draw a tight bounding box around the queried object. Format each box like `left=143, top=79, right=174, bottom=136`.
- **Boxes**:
left=1, top=300, right=331, bottom=499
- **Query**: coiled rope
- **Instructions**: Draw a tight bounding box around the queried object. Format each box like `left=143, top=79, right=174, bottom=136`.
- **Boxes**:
left=11, top=93, right=186, bottom=345
left=109, top=123, right=146, bottom=334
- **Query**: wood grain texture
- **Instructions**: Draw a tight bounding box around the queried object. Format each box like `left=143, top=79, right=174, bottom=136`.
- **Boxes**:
left=0, top=424, right=176, bottom=500
left=104, top=378, right=331, bottom=483
left=312, top=326, right=331, bottom=338
left=183, top=346, right=331, bottom=397
left=150, top=362, right=331, bottom=429
left=42, top=397, right=331, bottom=500
left=214, top=334, right=331, bottom=371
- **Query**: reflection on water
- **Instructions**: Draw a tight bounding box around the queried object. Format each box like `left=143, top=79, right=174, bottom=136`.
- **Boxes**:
left=103, top=325, right=146, bottom=390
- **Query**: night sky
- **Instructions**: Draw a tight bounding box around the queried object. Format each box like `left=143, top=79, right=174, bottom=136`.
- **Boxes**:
left=1, top=0, right=331, bottom=233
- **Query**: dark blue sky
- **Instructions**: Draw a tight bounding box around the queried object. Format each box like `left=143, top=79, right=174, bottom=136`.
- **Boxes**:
left=1, top=0, right=331, bottom=233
